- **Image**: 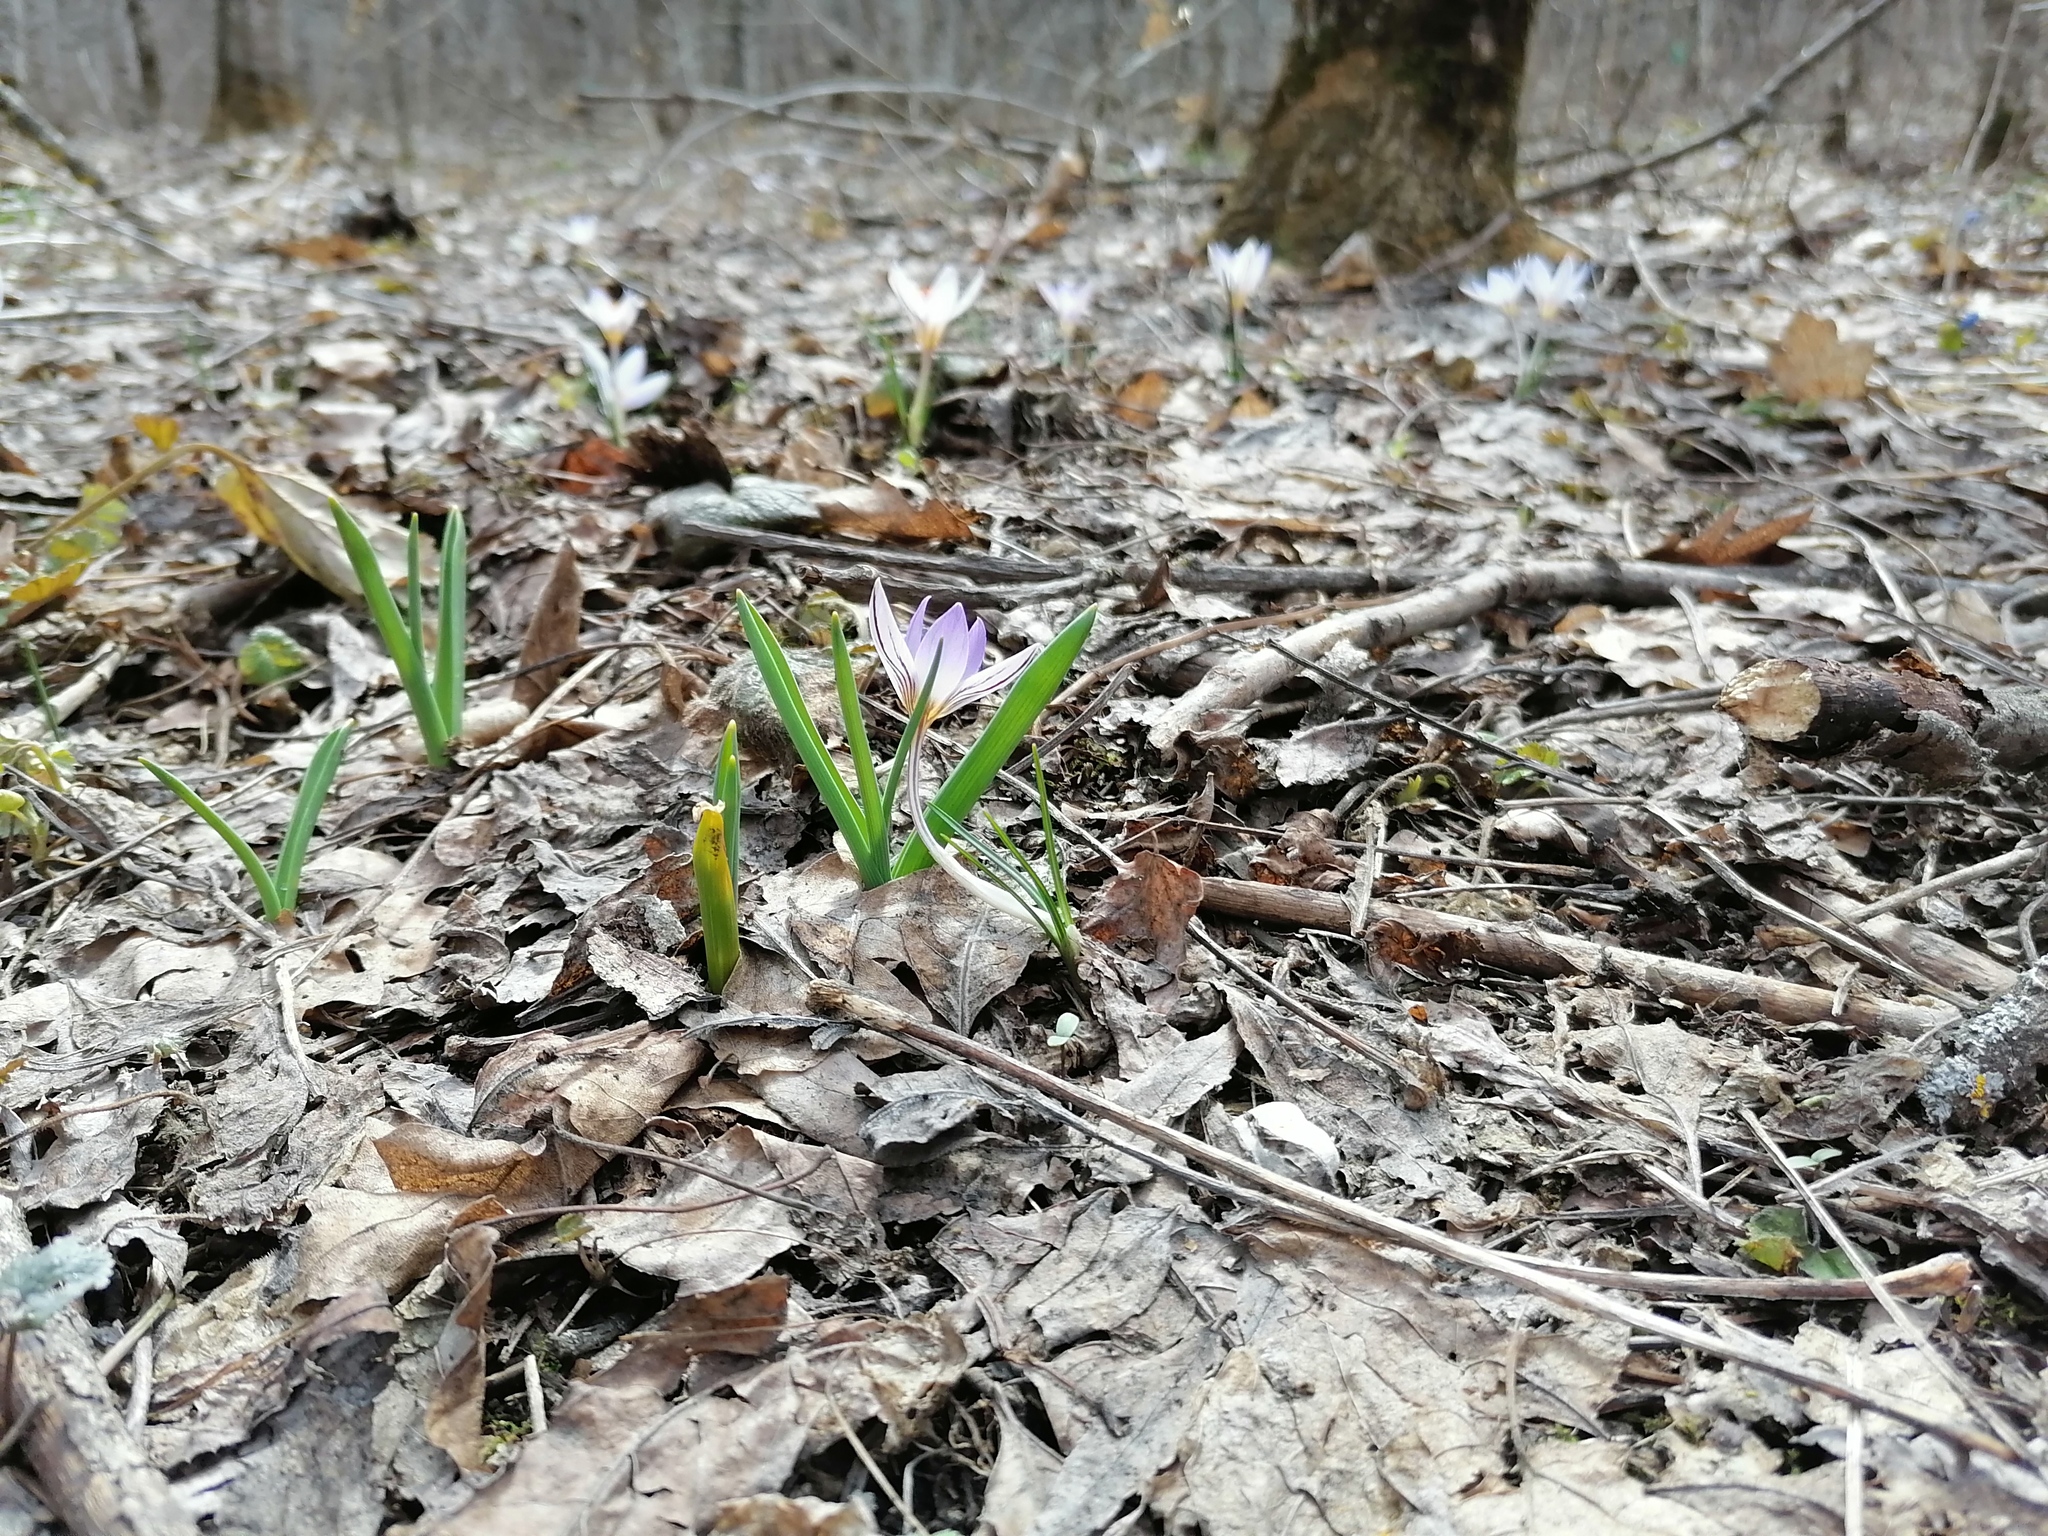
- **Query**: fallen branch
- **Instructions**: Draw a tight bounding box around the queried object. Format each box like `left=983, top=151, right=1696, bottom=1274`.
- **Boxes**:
left=805, top=980, right=2007, bottom=1459
left=1513, top=1248, right=1970, bottom=1302
left=0, top=1201, right=197, bottom=1536
left=1197, top=877, right=1958, bottom=1035
left=1843, top=841, right=2048, bottom=923
left=1526, top=0, right=1905, bottom=204
left=1144, top=557, right=1879, bottom=750
left=5, top=642, right=129, bottom=741
left=0, top=79, right=158, bottom=236
left=1720, top=655, right=2048, bottom=784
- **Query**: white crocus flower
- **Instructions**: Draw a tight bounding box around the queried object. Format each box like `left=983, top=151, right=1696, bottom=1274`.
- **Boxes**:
left=607, top=345, right=671, bottom=413
left=579, top=338, right=669, bottom=441
left=1133, top=141, right=1172, bottom=179
left=1459, top=264, right=1525, bottom=317
left=888, top=263, right=984, bottom=358
left=1207, top=238, right=1272, bottom=316
left=576, top=286, right=644, bottom=349
left=559, top=215, right=599, bottom=249
left=1037, top=278, right=1095, bottom=339
left=1515, top=253, right=1593, bottom=322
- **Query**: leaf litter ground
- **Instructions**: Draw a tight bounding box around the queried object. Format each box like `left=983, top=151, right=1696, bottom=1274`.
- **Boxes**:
left=2, top=127, right=2048, bottom=1534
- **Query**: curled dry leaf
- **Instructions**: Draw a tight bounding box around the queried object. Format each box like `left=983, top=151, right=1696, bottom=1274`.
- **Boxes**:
left=264, top=233, right=373, bottom=268
left=1084, top=850, right=1205, bottom=969
left=514, top=543, right=584, bottom=708
left=814, top=482, right=980, bottom=543
left=1655, top=502, right=1812, bottom=566
left=214, top=463, right=412, bottom=598
left=423, top=1223, right=499, bottom=1473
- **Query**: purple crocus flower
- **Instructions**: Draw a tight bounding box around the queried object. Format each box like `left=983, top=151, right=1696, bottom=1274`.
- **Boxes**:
left=867, top=582, right=1041, bottom=727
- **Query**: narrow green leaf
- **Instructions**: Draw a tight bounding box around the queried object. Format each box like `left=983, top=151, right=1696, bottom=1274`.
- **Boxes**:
left=435, top=509, right=468, bottom=742
left=330, top=499, right=449, bottom=765
left=734, top=592, right=886, bottom=884
left=405, top=515, right=427, bottom=691
left=140, top=759, right=283, bottom=921
left=893, top=606, right=1096, bottom=879
left=712, top=721, right=742, bottom=889
left=694, top=800, right=741, bottom=993
left=831, top=615, right=885, bottom=850
left=1033, top=748, right=1073, bottom=926
left=274, top=724, right=352, bottom=914
left=931, top=803, right=1069, bottom=958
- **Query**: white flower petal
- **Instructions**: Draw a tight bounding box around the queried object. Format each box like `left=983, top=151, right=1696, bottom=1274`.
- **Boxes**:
left=867, top=582, right=917, bottom=709
left=943, top=641, right=1042, bottom=715
left=620, top=369, right=671, bottom=412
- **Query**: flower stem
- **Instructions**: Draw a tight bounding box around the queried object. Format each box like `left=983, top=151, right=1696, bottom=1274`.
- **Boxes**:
left=605, top=342, right=628, bottom=444
left=1225, top=310, right=1245, bottom=384
left=906, top=349, right=936, bottom=451
left=904, top=721, right=1040, bottom=931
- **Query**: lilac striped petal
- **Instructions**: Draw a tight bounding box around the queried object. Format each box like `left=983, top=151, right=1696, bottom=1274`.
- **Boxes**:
left=917, top=606, right=975, bottom=708
left=867, top=582, right=918, bottom=710
left=942, top=639, right=1043, bottom=715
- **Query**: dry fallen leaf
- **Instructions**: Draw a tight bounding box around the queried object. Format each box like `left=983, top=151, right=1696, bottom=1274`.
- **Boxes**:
left=213, top=462, right=413, bottom=598
left=1228, top=386, right=1276, bottom=423
left=554, top=433, right=638, bottom=491
left=1113, top=371, right=1172, bottom=428
left=265, top=234, right=373, bottom=268
left=514, top=543, right=585, bottom=708
left=815, top=483, right=980, bottom=543
left=1319, top=231, right=1380, bottom=291
left=1767, top=311, right=1875, bottom=402
left=1085, top=851, right=1205, bottom=969
left=1655, top=503, right=1812, bottom=566
left=423, top=1223, right=498, bottom=1472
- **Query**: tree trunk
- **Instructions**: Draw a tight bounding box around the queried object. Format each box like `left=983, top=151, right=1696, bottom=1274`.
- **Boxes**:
left=122, top=0, right=162, bottom=123
left=206, top=0, right=300, bottom=140
left=1214, top=0, right=1534, bottom=271
left=1969, top=0, right=2028, bottom=170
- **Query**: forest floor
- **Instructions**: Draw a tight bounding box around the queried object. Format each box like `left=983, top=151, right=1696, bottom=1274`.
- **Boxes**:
left=2, top=121, right=2048, bottom=1535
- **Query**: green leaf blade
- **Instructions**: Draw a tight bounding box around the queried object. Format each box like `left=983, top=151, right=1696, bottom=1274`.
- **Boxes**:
left=140, top=759, right=283, bottom=921
left=274, top=725, right=352, bottom=914
left=694, top=801, right=741, bottom=993
left=330, top=499, right=449, bottom=765
left=713, top=721, right=742, bottom=887
left=831, top=616, right=885, bottom=850
left=435, top=510, right=468, bottom=742
left=734, top=593, right=885, bottom=885
left=892, top=606, right=1095, bottom=880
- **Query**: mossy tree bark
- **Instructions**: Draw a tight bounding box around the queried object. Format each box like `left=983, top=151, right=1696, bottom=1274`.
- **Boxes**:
left=1215, top=0, right=1534, bottom=272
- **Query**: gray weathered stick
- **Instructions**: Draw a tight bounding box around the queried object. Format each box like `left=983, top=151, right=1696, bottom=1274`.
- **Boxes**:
left=1199, top=877, right=1958, bottom=1036
left=0, top=1201, right=197, bottom=1536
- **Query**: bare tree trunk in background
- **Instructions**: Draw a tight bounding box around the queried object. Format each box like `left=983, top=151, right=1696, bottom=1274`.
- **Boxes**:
left=207, top=0, right=300, bottom=139
left=123, top=0, right=162, bottom=122
left=386, top=0, right=414, bottom=168
left=1970, top=0, right=2027, bottom=169
left=1214, top=0, right=1535, bottom=271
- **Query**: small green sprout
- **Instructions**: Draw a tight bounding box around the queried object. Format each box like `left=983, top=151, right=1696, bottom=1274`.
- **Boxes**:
left=331, top=502, right=467, bottom=767
left=694, top=722, right=743, bottom=993
left=141, top=725, right=352, bottom=924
